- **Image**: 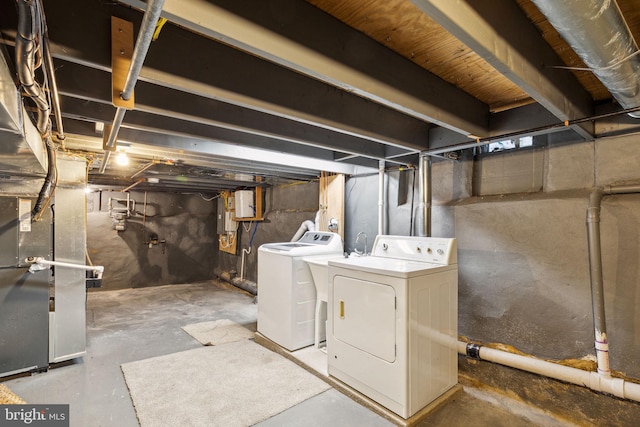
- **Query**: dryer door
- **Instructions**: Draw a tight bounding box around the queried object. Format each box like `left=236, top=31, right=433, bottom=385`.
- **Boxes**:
left=333, top=276, right=396, bottom=362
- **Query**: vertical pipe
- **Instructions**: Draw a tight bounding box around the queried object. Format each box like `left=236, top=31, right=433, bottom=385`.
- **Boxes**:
left=586, top=183, right=640, bottom=377
left=378, top=160, right=385, bottom=236
left=586, top=189, right=609, bottom=376
left=418, top=153, right=432, bottom=237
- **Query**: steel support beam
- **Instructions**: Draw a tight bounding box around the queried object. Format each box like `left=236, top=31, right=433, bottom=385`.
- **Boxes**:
left=411, top=0, right=595, bottom=140
left=61, top=123, right=368, bottom=177
left=59, top=95, right=336, bottom=161
left=53, top=61, right=395, bottom=160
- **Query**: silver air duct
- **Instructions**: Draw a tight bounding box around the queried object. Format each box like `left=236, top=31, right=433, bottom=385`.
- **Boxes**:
left=531, top=0, right=640, bottom=118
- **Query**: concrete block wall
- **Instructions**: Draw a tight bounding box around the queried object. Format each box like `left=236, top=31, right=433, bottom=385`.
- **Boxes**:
left=87, top=191, right=217, bottom=290
left=216, top=181, right=320, bottom=283
left=346, top=134, right=640, bottom=379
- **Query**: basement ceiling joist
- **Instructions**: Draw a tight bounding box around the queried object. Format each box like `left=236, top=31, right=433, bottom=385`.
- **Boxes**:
left=53, top=60, right=414, bottom=164
left=35, top=0, right=433, bottom=153
left=2, top=0, right=640, bottom=193
left=408, top=0, right=594, bottom=140
left=118, top=0, right=489, bottom=138
left=61, top=119, right=364, bottom=178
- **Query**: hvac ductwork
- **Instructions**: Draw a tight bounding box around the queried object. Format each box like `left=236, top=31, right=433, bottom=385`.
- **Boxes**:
left=531, top=0, right=640, bottom=118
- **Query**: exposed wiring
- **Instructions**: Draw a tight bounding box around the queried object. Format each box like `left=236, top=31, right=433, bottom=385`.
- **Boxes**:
left=33, top=137, right=57, bottom=221
left=243, top=206, right=259, bottom=247
left=219, top=232, right=235, bottom=249
left=16, top=0, right=59, bottom=221
left=199, top=192, right=220, bottom=202
left=550, top=49, right=640, bottom=72
left=249, top=221, right=259, bottom=248
left=152, top=17, right=167, bottom=41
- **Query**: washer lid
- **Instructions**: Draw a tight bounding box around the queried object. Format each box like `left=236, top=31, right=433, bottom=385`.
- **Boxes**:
left=259, top=231, right=343, bottom=256
left=329, top=255, right=456, bottom=278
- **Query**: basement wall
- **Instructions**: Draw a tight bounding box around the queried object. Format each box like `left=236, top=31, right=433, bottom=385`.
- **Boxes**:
left=216, top=181, right=320, bottom=284
left=345, top=133, right=640, bottom=380
left=87, top=191, right=217, bottom=290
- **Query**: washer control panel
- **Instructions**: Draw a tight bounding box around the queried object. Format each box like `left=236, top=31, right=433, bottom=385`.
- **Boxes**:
left=371, top=235, right=457, bottom=264
left=298, top=231, right=341, bottom=245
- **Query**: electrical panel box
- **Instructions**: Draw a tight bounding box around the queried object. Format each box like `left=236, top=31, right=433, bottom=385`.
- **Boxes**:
left=235, top=190, right=254, bottom=218
left=216, top=197, right=225, bottom=233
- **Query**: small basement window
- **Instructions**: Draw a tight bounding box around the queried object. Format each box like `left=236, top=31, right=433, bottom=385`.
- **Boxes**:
left=486, top=136, right=533, bottom=153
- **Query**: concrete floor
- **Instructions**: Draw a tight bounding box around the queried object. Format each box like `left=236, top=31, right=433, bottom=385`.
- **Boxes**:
left=2, top=280, right=639, bottom=426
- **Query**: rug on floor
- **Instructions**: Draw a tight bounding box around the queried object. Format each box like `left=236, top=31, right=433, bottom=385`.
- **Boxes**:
left=181, top=319, right=254, bottom=346
left=121, top=339, right=331, bottom=427
left=0, top=384, right=26, bottom=404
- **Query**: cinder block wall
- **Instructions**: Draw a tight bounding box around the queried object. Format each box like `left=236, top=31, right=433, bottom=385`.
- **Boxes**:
left=346, top=134, right=640, bottom=379
left=86, top=191, right=217, bottom=290
left=216, top=181, right=320, bottom=283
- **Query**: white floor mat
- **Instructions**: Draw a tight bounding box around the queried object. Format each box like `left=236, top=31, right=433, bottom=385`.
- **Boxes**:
left=121, top=340, right=330, bottom=427
left=181, top=319, right=254, bottom=346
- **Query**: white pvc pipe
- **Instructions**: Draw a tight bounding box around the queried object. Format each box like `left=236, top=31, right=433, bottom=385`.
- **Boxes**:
left=458, top=341, right=640, bottom=402
left=290, top=220, right=315, bottom=242
left=314, top=209, right=322, bottom=232
left=240, top=247, right=251, bottom=280
left=26, top=257, right=104, bottom=278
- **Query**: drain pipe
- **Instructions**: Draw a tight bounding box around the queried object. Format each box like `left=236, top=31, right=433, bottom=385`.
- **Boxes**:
left=378, top=160, right=386, bottom=235
left=461, top=183, right=640, bottom=403
left=587, top=188, right=608, bottom=376
left=291, top=220, right=315, bottom=242
left=99, top=0, right=165, bottom=173
left=587, top=184, right=640, bottom=376
left=459, top=341, right=640, bottom=402
left=240, top=247, right=251, bottom=280
left=417, top=153, right=432, bottom=236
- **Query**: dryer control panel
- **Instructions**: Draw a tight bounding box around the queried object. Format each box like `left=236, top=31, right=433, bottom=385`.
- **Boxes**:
left=370, top=235, right=457, bottom=265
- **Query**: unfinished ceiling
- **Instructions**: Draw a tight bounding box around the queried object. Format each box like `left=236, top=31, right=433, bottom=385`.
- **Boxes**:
left=1, top=0, right=640, bottom=192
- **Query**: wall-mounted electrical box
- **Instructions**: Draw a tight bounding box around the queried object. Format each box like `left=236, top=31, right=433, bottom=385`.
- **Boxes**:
left=234, top=190, right=254, bottom=218
left=216, top=197, right=225, bottom=233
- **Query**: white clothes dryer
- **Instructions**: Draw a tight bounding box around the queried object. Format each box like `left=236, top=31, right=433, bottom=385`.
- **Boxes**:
left=257, top=231, right=343, bottom=351
left=327, top=235, right=458, bottom=419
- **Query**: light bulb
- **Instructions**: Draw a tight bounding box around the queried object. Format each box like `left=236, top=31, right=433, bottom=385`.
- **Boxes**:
left=116, top=152, right=129, bottom=166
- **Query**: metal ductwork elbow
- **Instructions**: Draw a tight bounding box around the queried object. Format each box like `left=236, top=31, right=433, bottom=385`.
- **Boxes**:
left=531, top=0, right=640, bottom=118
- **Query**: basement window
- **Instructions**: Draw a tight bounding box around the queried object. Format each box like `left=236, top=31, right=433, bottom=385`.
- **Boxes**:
left=487, top=136, right=533, bottom=153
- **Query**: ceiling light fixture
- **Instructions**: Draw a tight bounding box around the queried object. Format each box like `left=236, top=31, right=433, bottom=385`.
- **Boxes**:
left=116, top=152, right=129, bottom=166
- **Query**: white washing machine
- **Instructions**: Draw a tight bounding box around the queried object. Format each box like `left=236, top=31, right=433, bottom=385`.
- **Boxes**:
left=327, top=235, right=458, bottom=419
left=257, top=231, right=343, bottom=351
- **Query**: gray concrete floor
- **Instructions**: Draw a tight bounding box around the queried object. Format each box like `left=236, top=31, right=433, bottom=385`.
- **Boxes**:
left=3, top=280, right=637, bottom=426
